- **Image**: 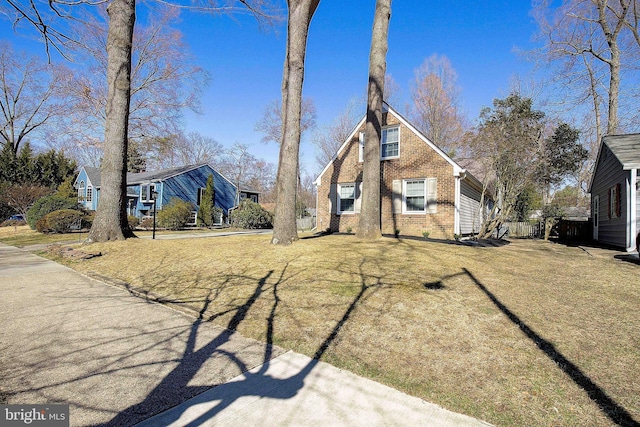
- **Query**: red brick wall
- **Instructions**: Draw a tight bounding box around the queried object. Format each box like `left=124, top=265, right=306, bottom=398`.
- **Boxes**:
left=316, top=111, right=456, bottom=239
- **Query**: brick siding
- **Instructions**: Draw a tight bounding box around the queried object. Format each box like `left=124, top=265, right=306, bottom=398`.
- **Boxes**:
left=317, top=111, right=457, bottom=239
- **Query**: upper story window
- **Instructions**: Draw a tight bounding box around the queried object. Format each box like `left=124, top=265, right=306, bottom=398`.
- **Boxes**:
left=381, top=126, right=399, bottom=159
left=78, top=180, right=85, bottom=200
left=86, top=186, right=93, bottom=202
left=141, top=183, right=157, bottom=202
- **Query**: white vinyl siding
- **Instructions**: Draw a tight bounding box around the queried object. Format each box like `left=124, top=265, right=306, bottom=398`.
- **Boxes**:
left=381, top=126, right=399, bottom=159
left=459, top=179, right=482, bottom=234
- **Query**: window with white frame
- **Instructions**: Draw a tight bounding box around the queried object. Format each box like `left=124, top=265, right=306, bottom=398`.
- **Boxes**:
left=609, top=184, right=621, bottom=218
left=86, top=186, right=93, bottom=202
left=404, top=180, right=426, bottom=213
left=78, top=181, right=85, bottom=200
left=197, top=187, right=205, bottom=205
left=141, top=184, right=156, bottom=202
left=338, top=183, right=356, bottom=214
left=381, top=126, right=399, bottom=159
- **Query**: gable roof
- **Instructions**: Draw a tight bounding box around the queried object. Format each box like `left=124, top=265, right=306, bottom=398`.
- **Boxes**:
left=77, top=164, right=219, bottom=188
left=314, top=102, right=466, bottom=185
left=74, top=166, right=101, bottom=188
left=126, top=164, right=208, bottom=185
left=602, top=133, right=640, bottom=170
left=589, top=133, right=640, bottom=192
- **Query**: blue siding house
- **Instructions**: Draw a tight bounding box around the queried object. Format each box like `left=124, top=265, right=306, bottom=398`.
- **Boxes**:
left=74, top=164, right=245, bottom=223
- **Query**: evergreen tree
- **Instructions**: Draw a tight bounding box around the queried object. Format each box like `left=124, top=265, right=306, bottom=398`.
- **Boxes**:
left=197, top=174, right=216, bottom=227
left=0, top=143, right=18, bottom=183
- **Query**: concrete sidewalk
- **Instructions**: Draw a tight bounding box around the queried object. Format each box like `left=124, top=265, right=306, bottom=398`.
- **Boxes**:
left=0, top=243, right=492, bottom=427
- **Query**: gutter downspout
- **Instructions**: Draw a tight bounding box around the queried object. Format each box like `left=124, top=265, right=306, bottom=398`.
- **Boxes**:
left=312, top=179, right=319, bottom=232
left=628, top=168, right=637, bottom=252
left=454, top=170, right=466, bottom=236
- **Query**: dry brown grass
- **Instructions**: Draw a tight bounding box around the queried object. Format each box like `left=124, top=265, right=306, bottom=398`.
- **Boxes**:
left=47, top=234, right=639, bottom=426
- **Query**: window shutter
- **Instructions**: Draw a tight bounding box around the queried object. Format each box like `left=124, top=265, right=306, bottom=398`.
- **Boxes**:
left=329, top=184, right=337, bottom=214
left=358, top=132, right=364, bottom=163
left=616, top=183, right=622, bottom=217
left=355, top=182, right=363, bottom=213
left=392, top=180, right=402, bottom=213
left=608, top=188, right=612, bottom=218
left=427, top=178, right=437, bottom=214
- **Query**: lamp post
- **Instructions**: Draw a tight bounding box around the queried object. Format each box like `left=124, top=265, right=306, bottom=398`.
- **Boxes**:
left=151, top=190, right=158, bottom=240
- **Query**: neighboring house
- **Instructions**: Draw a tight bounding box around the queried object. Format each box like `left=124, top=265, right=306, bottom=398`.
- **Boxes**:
left=589, top=133, right=640, bottom=252
left=314, top=103, right=487, bottom=239
left=75, top=164, right=246, bottom=223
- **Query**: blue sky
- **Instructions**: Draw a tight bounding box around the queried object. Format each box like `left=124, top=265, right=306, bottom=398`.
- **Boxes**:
left=183, top=0, right=541, bottom=172
left=2, top=1, right=541, bottom=173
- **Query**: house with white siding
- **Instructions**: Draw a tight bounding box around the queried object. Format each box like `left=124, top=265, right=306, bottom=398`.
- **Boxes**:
left=314, top=103, right=487, bottom=239
left=589, top=134, right=640, bottom=252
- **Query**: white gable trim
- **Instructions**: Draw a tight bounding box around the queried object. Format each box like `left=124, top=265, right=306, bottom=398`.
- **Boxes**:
left=588, top=140, right=608, bottom=193
left=386, top=106, right=463, bottom=176
left=314, top=103, right=465, bottom=187
left=314, top=115, right=367, bottom=186
left=73, top=166, right=85, bottom=188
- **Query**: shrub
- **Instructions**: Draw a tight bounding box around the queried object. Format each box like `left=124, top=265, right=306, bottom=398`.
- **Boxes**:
left=230, top=200, right=273, bottom=229
left=139, top=217, right=155, bottom=230
left=128, top=215, right=140, bottom=229
left=37, top=209, right=83, bottom=233
left=27, top=195, right=80, bottom=229
left=157, top=198, right=194, bottom=230
left=82, top=211, right=95, bottom=229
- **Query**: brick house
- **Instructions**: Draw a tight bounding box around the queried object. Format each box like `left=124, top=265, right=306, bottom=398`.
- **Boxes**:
left=314, top=103, right=486, bottom=239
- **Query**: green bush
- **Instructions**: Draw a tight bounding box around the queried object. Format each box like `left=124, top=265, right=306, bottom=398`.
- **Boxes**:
left=157, top=198, right=194, bottom=230
left=230, top=200, right=273, bottom=229
left=27, top=195, right=80, bottom=229
left=37, top=209, right=83, bottom=233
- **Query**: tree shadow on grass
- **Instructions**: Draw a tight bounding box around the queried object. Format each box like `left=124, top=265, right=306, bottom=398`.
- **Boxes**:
left=462, top=267, right=638, bottom=427
left=98, top=260, right=384, bottom=426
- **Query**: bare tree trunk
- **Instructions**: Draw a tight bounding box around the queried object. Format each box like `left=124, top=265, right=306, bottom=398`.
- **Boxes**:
left=596, top=0, right=629, bottom=134
left=87, top=0, right=136, bottom=243
left=272, top=0, right=319, bottom=245
left=606, top=44, right=621, bottom=133
left=357, top=0, right=391, bottom=240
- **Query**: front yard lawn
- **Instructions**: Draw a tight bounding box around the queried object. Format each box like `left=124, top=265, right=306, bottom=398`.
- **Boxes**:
left=48, top=235, right=639, bottom=426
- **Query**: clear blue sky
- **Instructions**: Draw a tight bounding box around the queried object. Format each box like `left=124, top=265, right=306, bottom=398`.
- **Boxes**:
left=2, top=0, right=541, bottom=173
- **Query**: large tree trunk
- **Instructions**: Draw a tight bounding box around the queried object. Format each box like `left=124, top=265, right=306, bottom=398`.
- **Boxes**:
left=271, top=0, right=319, bottom=245
left=357, top=0, right=391, bottom=240
left=87, top=0, right=136, bottom=243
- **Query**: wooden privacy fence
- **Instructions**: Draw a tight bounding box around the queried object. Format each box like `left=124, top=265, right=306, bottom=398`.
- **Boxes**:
left=504, top=221, right=542, bottom=238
